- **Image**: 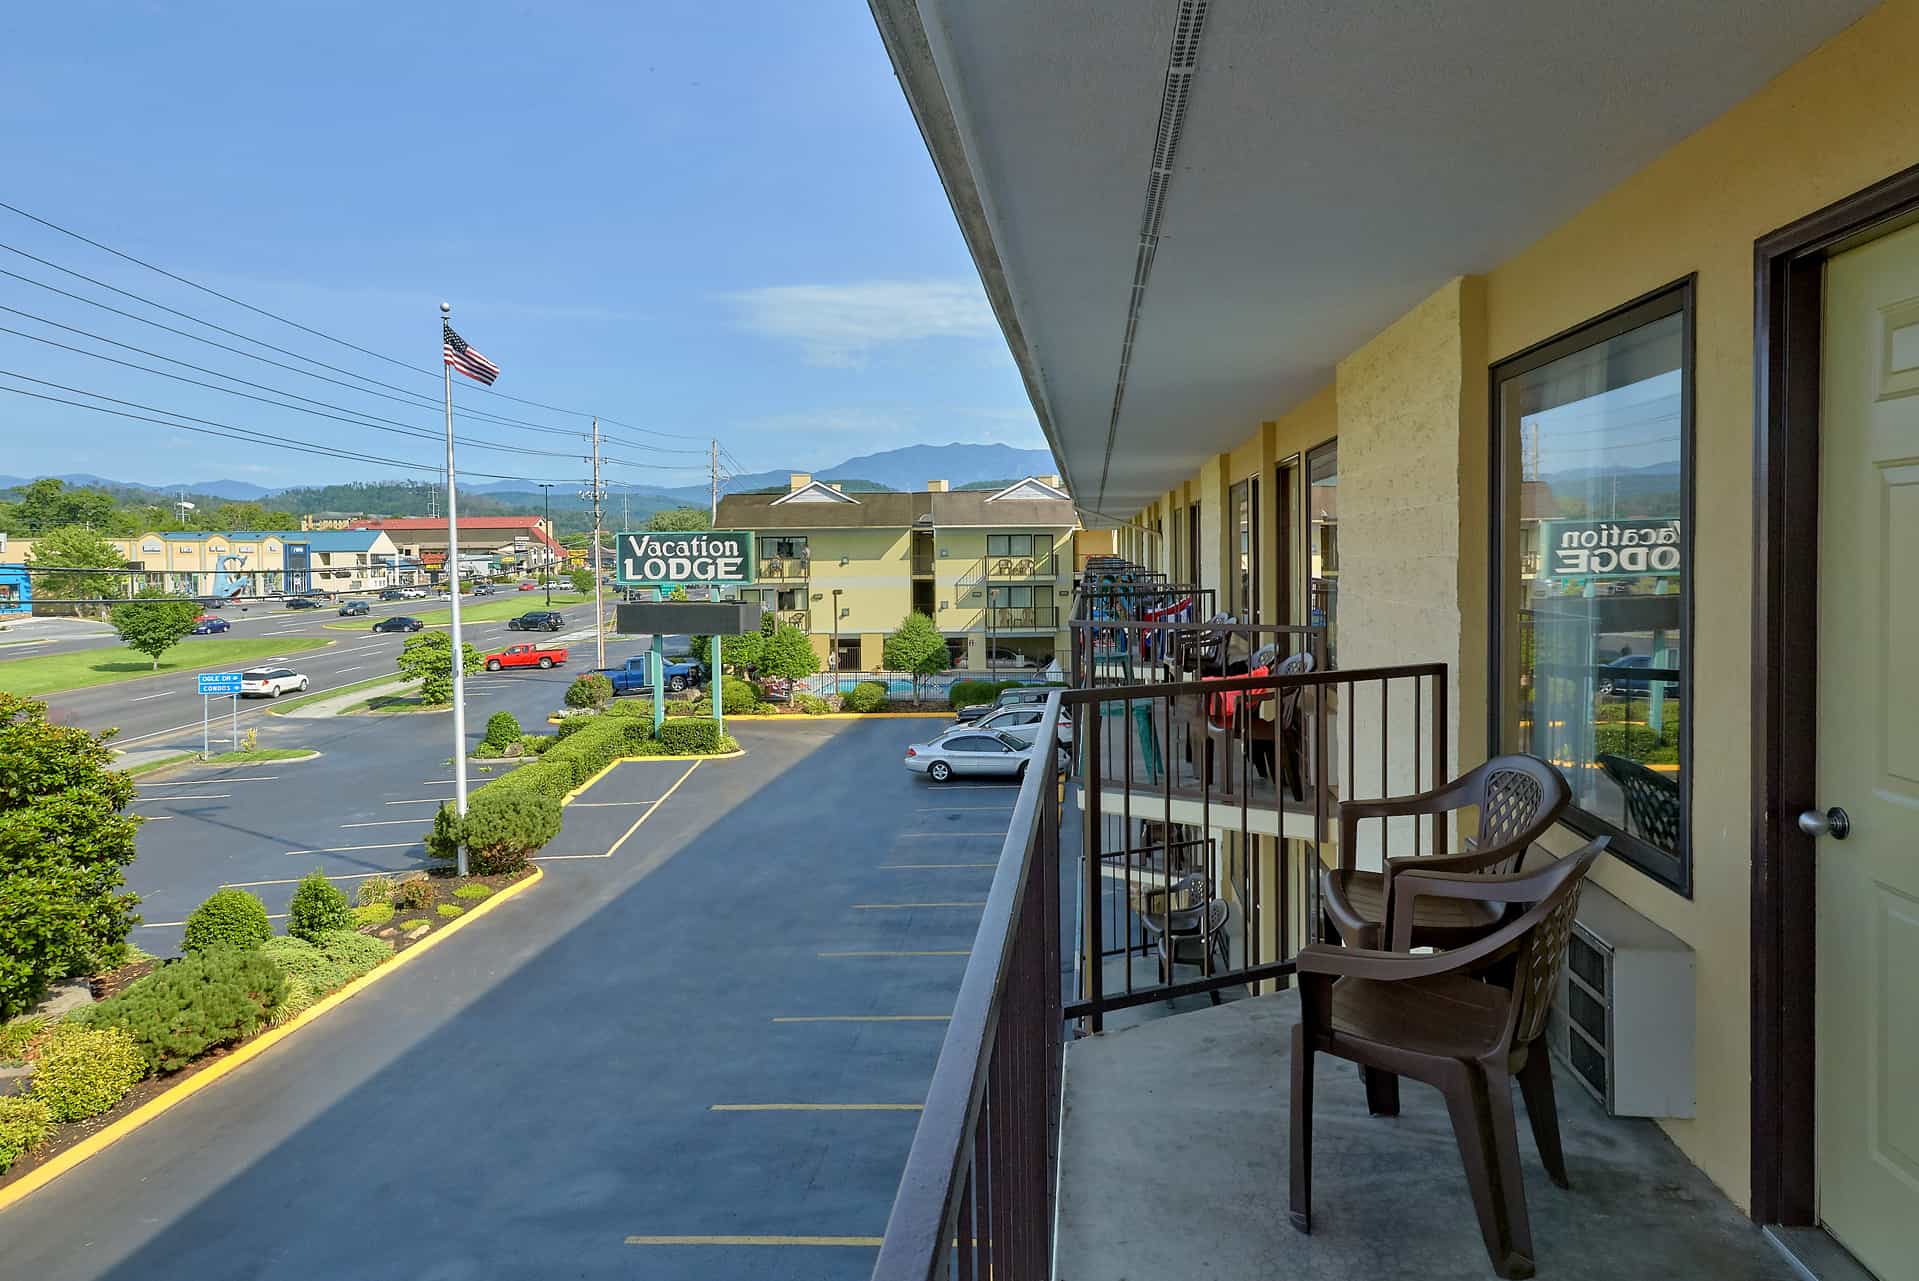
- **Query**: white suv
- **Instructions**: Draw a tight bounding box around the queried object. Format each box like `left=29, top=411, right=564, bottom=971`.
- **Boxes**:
left=240, top=668, right=310, bottom=698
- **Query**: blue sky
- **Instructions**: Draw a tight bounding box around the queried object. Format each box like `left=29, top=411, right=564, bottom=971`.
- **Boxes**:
left=0, top=1, right=1041, bottom=491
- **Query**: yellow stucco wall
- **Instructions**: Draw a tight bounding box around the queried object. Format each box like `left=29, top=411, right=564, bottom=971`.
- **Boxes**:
left=1119, top=0, right=1919, bottom=1207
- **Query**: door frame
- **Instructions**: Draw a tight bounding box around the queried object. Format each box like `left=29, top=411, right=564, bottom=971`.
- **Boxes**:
left=1750, top=159, right=1919, bottom=1226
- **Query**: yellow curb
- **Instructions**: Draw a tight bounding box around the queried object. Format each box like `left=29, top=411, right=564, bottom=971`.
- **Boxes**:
left=0, top=865, right=544, bottom=1214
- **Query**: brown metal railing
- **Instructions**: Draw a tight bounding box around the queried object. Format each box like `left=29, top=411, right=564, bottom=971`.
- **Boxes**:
left=757, top=555, right=810, bottom=581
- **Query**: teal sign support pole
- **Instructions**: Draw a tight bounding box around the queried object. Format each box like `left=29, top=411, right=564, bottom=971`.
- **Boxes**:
left=651, top=633, right=665, bottom=738
left=711, top=633, right=724, bottom=736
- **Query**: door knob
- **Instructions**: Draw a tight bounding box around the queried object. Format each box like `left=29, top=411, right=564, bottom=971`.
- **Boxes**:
left=1797, top=807, right=1851, bottom=840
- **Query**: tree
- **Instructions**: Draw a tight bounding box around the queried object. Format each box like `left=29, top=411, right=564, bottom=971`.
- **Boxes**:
left=718, top=629, right=763, bottom=672
left=10, top=479, right=115, bottom=534
left=25, top=525, right=127, bottom=615
left=568, top=566, right=595, bottom=595
left=110, top=588, right=201, bottom=669
left=208, top=500, right=296, bottom=530
left=759, top=621, right=821, bottom=680
left=0, top=694, right=140, bottom=1018
left=647, top=507, right=711, bottom=531
left=883, top=611, right=950, bottom=703
left=395, top=631, right=485, bottom=705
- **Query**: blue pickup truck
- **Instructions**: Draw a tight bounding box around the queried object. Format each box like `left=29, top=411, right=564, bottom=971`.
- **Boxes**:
left=605, top=654, right=706, bottom=695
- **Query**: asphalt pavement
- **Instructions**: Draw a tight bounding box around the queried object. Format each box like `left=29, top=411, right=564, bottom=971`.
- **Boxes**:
left=0, top=719, right=1011, bottom=1281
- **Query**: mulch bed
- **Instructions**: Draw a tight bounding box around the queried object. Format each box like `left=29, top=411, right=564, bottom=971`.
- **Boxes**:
left=0, top=864, right=535, bottom=1194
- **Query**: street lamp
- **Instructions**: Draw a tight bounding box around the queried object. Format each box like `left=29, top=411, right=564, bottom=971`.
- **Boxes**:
left=537, top=483, right=554, bottom=606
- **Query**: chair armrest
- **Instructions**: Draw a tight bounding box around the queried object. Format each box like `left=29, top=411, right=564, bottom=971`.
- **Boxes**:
left=1387, top=859, right=1578, bottom=952
left=1336, top=781, right=1470, bottom=871
left=1297, top=939, right=1506, bottom=983
left=1385, top=840, right=1526, bottom=880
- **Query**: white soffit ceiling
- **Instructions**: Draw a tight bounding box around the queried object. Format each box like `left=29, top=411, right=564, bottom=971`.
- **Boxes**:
left=909, top=0, right=1876, bottom=516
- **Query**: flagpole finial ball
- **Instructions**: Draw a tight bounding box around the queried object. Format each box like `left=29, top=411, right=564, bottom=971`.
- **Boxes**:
left=440, top=301, right=451, bottom=314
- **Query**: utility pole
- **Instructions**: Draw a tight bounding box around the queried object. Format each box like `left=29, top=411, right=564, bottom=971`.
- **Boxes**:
left=710, top=439, right=719, bottom=524
left=582, top=417, right=606, bottom=671
left=538, top=482, right=554, bottom=607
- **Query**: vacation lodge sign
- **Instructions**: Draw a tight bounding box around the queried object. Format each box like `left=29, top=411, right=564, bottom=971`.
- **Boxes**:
left=615, top=531, right=756, bottom=586
left=1538, top=518, right=1681, bottom=579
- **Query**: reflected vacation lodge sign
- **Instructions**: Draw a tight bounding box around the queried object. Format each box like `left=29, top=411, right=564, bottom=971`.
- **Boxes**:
left=615, top=531, right=756, bottom=586
left=1538, top=518, right=1680, bottom=579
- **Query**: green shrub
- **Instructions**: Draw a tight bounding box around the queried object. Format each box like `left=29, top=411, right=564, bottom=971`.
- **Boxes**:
left=0, top=1016, right=45, bottom=1063
left=718, top=675, right=760, bottom=714
left=554, top=713, right=595, bottom=740
left=844, top=681, right=889, bottom=713
left=0, top=1096, right=53, bottom=1173
left=564, top=673, right=613, bottom=709
left=462, top=788, right=561, bottom=875
left=350, top=902, right=394, bottom=928
left=180, top=888, right=272, bottom=954
left=355, top=875, right=396, bottom=907
left=794, top=693, right=830, bottom=715
left=398, top=918, right=428, bottom=931
left=76, top=948, right=286, bottom=1074
left=260, top=935, right=352, bottom=992
left=286, top=871, right=352, bottom=943
left=657, top=719, right=725, bottom=755
left=392, top=878, right=436, bottom=911
left=521, top=733, right=554, bottom=754
left=474, top=740, right=503, bottom=759
left=483, top=711, right=522, bottom=748
left=948, top=679, right=1010, bottom=711
left=424, top=803, right=464, bottom=862
left=313, top=929, right=391, bottom=974
left=30, top=1022, right=146, bottom=1121
left=437, top=903, right=464, bottom=919
left=0, top=693, right=141, bottom=1020
left=453, top=884, right=493, bottom=901
left=272, top=977, right=316, bottom=1026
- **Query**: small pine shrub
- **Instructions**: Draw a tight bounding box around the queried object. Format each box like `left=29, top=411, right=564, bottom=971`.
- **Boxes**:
left=424, top=803, right=464, bottom=863
left=350, top=902, right=394, bottom=928
left=453, top=884, right=493, bottom=901
left=437, top=903, right=464, bottom=919
left=656, top=719, right=726, bottom=755
left=463, top=788, right=561, bottom=875
left=392, top=878, right=437, bottom=911
left=355, top=875, right=396, bottom=907
left=564, top=673, right=613, bottom=709
left=30, top=1023, right=146, bottom=1121
left=844, top=681, right=889, bottom=713
left=794, top=693, right=830, bottom=715
left=180, top=888, right=272, bottom=954
left=482, top=710, right=522, bottom=748
left=76, top=948, right=286, bottom=1074
left=286, top=871, right=352, bottom=943
left=0, top=1096, right=53, bottom=1174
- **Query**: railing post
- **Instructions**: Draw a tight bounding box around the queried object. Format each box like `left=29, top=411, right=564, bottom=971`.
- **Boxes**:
left=1084, top=691, right=1103, bottom=1034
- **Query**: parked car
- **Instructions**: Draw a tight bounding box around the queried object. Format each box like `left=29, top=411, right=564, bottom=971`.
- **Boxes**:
left=399, top=587, right=430, bottom=600
left=191, top=616, right=231, bottom=635
left=484, top=643, right=568, bottom=671
left=960, top=702, right=1073, bottom=747
left=605, top=654, right=705, bottom=694
left=955, top=684, right=1060, bottom=723
left=905, top=730, right=1063, bottom=783
left=239, top=667, right=309, bottom=698
left=379, top=588, right=407, bottom=601
left=283, top=596, right=321, bottom=610
left=518, top=581, right=538, bottom=591
left=197, top=596, right=227, bottom=610
left=506, top=610, right=565, bottom=632
left=983, top=648, right=1041, bottom=670
left=471, top=584, right=497, bottom=596
left=372, top=615, right=425, bottom=633
left=1597, top=654, right=1683, bottom=699
left=338, top=600, right=370, bottom=616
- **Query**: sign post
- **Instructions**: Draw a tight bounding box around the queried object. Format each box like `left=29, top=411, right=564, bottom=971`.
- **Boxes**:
left=196, top=672, right=244, bottom=758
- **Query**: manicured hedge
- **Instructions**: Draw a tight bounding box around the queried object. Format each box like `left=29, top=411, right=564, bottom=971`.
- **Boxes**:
left=30, top=1023, right=145, bottom=1121
left=844, top=681, right=889, bottom=713
left=180, top=888, right=272, bottom=954
left=657, top=719, right=736, bottom=755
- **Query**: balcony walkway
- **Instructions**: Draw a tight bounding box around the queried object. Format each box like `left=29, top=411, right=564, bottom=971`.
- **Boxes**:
left=1055, top=991, right=1793, bottom=1281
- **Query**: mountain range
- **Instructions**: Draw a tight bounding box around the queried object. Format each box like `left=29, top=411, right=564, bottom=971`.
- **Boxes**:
left=0, top=443, right=1059, bottom=508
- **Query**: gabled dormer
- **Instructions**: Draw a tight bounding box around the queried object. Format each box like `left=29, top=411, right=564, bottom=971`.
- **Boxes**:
left=984, top=476, right=1070, bottom=503
left=771, top=472, right=860, bottom=505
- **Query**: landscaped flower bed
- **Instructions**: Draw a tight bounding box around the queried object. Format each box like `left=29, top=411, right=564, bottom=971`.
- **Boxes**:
left=0, top=866, right=532, bottom=1190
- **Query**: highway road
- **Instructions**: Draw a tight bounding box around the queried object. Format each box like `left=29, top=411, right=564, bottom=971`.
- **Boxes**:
left=22, top=593, right=632, bottom=747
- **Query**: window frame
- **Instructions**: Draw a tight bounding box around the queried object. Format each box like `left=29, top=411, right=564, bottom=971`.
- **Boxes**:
left=1487, top=275, right=1696, bottom=895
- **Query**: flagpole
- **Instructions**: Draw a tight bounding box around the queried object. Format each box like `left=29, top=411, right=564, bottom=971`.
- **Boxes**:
left=441, top=301, right=470, bottom=877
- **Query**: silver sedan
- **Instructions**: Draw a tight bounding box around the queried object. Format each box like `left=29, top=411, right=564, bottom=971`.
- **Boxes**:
left=905, top=729, right=1068, bottom=783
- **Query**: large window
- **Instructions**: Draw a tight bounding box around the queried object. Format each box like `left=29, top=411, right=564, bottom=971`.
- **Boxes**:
left=1492, top=281, right=1692, bottom=892
left=1306, top=441, right=1337, bottom=667
left=1228, top=477, right=1258, bottom=620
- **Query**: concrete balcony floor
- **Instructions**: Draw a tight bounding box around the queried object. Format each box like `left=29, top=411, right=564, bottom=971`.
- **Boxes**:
left=1055, top=991, right=1793, bottom=1281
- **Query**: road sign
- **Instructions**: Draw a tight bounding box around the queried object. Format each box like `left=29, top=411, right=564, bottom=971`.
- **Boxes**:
left=614, top=531, right=755, bottom=587
left=197, top=672, right=245, bottom=695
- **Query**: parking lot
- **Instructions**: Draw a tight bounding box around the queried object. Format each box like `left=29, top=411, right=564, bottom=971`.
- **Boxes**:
left=6, top=716, right=1015, bottom=1281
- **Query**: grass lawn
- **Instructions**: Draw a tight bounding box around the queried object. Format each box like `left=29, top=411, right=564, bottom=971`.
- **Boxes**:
left=202, top=747, right=319, bottom=764
left=347, top=692, right=447, bottom=715
left=0, top=635, right=333, bottom=698
left=265, top=673, right=409, bottom=714
left=323, top=592, right=591, bottom=631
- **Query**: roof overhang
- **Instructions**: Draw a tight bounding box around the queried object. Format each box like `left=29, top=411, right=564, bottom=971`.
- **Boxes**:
left=870, top=0, right=1874, bottom=517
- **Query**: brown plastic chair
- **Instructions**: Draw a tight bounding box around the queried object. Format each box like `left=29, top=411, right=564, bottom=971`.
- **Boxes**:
left=1323, top=755, right=1570, bottom=953
left=1290, top=837, right=1608, bottom=1280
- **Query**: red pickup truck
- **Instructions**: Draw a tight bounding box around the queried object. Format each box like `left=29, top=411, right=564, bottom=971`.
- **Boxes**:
left=483, top=643, right=568, bottom=672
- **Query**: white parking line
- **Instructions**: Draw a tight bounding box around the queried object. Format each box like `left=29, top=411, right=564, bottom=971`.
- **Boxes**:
left=223, top=870, right=421, bottom=888
left=134, top=793, right=230, bottom=801
left=336, top=664, right=365, bottom=673
left=340, top=818, right=433, bottom=828
left=384, top=798, right=451, bottom=806
left=139, top=775, right=281, bottom=786
left=283, top=840, right=423, bottom=855
left=129, top=691, right=175, bottom=702
left=141, top=912, right=288, bottom=928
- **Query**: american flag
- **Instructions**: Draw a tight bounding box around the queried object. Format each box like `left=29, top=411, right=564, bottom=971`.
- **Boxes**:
left=443, top=322, right=500, bottom=385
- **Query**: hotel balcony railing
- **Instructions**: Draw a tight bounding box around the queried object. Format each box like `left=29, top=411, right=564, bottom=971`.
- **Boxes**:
left=981, top=604, right=1060, bottom=631
left=873, top=650, right=1452, bottom=1280
left=973, top=552, right=1058, bottom=581
left=768, top=608, right=809, bottom=630
left=756, top=555, right=810, bottom=581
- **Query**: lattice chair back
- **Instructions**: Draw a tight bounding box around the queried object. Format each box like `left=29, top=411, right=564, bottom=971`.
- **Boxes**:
left=1597, top=753, right=1681, bottom=851
left=1474, top=760, right=1558, bottom=874
left=1510, top=855, right=1593, bottom=1045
